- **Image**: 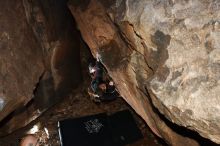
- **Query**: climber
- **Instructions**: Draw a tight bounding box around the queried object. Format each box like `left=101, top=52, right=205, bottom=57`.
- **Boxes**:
left=88, top=53, right=106, bottom=94
left=88, top=53, right=118, bottom=102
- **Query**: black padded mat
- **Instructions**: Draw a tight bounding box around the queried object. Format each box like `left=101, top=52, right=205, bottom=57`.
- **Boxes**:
left=58, top=110, right=143, bottom=146
left=58, top=113, right=113, bottom=146
left=110, top=110, right=143, bottom=145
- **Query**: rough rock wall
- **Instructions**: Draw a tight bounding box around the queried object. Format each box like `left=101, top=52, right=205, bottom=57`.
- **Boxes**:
left=23, top=0, right=82, bottom=94
left=0, top=0, right=44, bottom=125
left=0, top=0, right=82, bottom=136
left=69, top=0, right=220, bottom=145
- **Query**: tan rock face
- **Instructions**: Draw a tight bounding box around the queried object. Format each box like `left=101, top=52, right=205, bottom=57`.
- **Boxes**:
left=0, top=0, right=82, bottom=136
left=0, top=0, right=44, bottom=123
left=69, top=0, right=220, bottom=145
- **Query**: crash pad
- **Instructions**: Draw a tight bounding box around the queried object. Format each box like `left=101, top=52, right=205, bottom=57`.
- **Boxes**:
left=58, top=110, right=143, bottom=146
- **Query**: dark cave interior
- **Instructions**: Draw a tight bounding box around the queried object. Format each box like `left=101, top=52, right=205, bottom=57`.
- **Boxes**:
left=0, top=0, right=220, bottom=146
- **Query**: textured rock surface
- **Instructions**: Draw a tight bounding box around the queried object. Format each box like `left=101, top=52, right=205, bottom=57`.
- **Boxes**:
left=0, top=0, right=44, bottom=123
left=0, top=0, right=82, bottom=136
left=69, top=0, right=220, bottom=145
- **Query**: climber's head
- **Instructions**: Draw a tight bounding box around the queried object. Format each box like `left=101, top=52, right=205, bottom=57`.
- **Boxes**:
left=89, top=62, right=96, bottom=74
left=20, top=135, right=39, bottom=146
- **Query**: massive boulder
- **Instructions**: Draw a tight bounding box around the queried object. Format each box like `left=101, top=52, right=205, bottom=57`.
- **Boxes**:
left=0, top=0, right=82, bottom=136
left=69, top=0, right=220, bottom=145
left=0, top=0, right=44, bottom=127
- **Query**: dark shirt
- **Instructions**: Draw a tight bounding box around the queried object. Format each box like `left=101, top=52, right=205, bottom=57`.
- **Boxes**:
left=91, top=61, right=104, bottom=93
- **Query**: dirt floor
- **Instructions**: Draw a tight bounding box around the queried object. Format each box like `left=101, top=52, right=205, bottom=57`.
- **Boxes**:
left=0, top=80, right=167, bottom=146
